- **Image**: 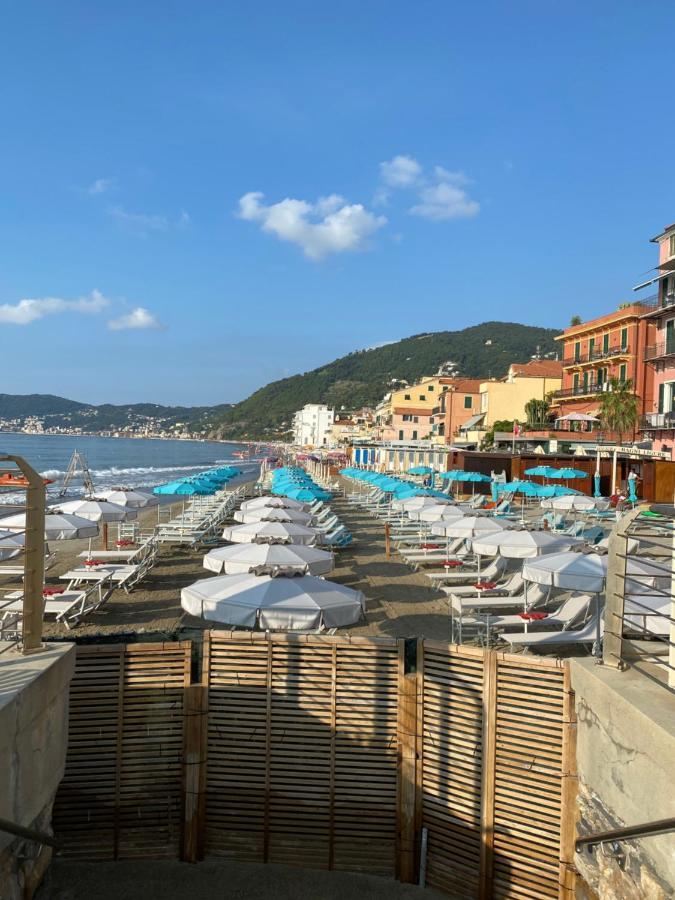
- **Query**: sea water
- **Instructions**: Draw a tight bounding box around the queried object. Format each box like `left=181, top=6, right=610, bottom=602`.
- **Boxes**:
left=0, top=432, right=260, bottom=500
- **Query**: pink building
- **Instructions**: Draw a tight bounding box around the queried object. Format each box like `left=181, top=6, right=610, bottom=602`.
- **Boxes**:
left=638, top=223, right=675, bottom=456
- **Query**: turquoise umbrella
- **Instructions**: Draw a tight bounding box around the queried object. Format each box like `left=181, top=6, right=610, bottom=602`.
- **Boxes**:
left=552, top=468, right=588, bottom=480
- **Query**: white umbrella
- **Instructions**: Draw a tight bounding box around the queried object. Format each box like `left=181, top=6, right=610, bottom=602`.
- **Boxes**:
left=521, top=552, right=667, bottom=593
left=541, top=495, right=606, bottom=512
left=203, top=543, right=334, bottom=575
left=240, top=496, right=308, bottom=511
left=0, top=512, right=99, bottom=541
left=391, top=495, right=451, bottom=513
left=233, top=508, right=314, bottom=525
left=471, top=530, right=582, bottom=559
left=181, top=573, right=365, bottom=630
left=0, top=530, right=26, bottom=561
left=222, top=521, right=320, bottom=546
left=417, top=504, right=464, bottom=523
left=98, top=489, right=159, bottom=509
left=55, top=499, right=135, bottom=522
left=431, top=516, right=506, bottom=540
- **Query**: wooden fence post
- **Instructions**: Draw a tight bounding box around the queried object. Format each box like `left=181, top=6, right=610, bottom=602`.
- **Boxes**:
left=478, top=649, right=497, bottom=899
left=182, top=684, right=208, bottom=862
left=397, top=638, right=418, bottom=883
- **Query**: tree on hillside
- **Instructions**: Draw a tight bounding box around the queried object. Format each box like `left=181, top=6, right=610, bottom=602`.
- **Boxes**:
left=598, top=378, right=639, bottom=441
left=524, top=398, right=550, bottom=428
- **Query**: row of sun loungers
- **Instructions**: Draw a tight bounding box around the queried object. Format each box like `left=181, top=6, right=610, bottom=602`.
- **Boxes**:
left=154, top=486, right=247, bottom=545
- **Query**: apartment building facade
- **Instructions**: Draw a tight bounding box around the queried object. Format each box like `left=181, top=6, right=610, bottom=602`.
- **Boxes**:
left=292, top=404, right=335, bottom=447
left=429, top=379, right=483, bottom=444
left=638, top=223, right=675, bottom=455
left=552, top=305, right=654, bottom=427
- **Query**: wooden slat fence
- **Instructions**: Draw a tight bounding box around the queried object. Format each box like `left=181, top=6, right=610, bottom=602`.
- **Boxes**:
left=52, top=636, right=576, bottom=897
left=419, top=643, right=576, bottom=899
left=201, top=632, right=400, bottom=876
left=53, top=642, right=191, bottom=859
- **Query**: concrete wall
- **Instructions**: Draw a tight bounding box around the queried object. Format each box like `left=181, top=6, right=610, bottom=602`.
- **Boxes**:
left=0, top=642, right=75, bottom=898
left=570, top=659, right=675, bottom=899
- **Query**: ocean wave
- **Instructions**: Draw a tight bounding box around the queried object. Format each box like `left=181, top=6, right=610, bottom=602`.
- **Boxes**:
left=41, top=463, right=215, bottom=479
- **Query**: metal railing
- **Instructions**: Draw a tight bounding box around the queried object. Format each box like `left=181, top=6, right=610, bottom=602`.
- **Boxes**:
left=644, top=341, right=675, bottom=361
left=0, top=455, right=46, bottom=654
left=562, top=345, right=631, bottom=366
left=554, top=383, right=607, bottom=400
left=642, top=412, right=675, bottom=430
left=603, top=506, right=675, bottom=688
left=576, top=817, right=675, bottom=853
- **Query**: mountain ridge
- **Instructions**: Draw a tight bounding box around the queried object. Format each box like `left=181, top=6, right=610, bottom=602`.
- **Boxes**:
left=0, top=321, right=562, bottom=439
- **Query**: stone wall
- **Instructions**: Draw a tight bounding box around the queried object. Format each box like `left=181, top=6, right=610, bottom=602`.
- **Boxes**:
left=0, top=642, right=75, bottom=899
left=570, top=658, right=675, bottom=899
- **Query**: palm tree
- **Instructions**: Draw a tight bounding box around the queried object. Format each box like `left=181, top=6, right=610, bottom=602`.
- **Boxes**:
left=598, top=378, right=639, bottom=441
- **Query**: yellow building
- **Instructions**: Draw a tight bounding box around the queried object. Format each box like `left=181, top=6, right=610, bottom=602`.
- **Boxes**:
left=479, top=360, right=563, bottom=428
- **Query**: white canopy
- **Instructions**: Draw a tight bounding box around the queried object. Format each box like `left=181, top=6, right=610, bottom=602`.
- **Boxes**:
left=0, top=530, right=26, bottom=561
left=222, top=521, right=320, bottom=546
left=233, top=507, right=314, bottom=525
left=0, top=512, right=99, bottom=541
left=55, top=499, right=135, bottom=523
left=391, top=495, right=451, bottom=513
left=417, top=504, right=464, bottom=523
left=431, top=516, right=506, bottom=540
left=556, top=412, right=599, bottom=423
left=522, top=552, right=668, bottom=594
left=181, top=573, right=364, bottom=630
left=471, top=530, right=582, bottom=559
left=203, top=543, right=334, bottom=576
left=98, top=489, right=159, bottom=509
left=542, top=495, right=607, bottom=512
left=240, top=496, right=308, bottom=511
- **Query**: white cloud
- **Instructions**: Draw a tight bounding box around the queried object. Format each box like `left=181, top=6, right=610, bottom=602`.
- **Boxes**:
left=107, top=307, right=165, bottom=331
left=0, top=289, right=109, bottom=325
left=377, top=156, right=480, bottom=222
left=379, top=155, right=422, bottom=188
left=88, top=178, right=113, bottom=195
left=410, top=181, right=480, bottom=221
left=237, top=192, right=386, bottom=260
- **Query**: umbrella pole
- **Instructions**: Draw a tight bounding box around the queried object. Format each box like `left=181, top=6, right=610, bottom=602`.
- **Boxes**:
left=102, top=521, right=108, bottom=551
left=593, top=592, right=602, bottom=657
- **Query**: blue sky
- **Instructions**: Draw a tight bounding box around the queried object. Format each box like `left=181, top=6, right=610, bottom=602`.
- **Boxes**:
left=1, top=1, right=673, bottom=406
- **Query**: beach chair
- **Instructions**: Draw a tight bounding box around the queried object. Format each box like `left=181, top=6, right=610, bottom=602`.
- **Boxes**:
left=442, top=570, right=525, bottom=600
left=426, top=555, right=508, bottom=586
left=502, top=616, right=603, bottom=650
left=480, top=592, right=592, bottom=642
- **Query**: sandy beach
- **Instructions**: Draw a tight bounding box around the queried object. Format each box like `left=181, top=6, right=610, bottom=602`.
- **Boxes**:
left=35, top=482, right=454, bottom=642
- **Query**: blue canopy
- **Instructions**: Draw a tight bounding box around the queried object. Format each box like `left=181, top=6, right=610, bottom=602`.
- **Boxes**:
left=524, top=465, right=559, bottom=478
left=553, top=468, right=588, bottom=480
left=408, top=466, right=434, bottom=475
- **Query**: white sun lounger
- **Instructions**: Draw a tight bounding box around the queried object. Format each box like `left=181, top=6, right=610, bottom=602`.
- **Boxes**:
left=479, top=592, right=592, bottom=636
left=502, top=616, right=603, bottom=649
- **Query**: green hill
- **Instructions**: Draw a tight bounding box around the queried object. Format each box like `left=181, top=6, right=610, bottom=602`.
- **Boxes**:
left=208, top=321, right=561, bottom=439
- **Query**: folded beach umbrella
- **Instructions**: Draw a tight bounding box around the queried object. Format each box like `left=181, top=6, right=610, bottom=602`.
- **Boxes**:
left=202, top=543, right=334, bottom=576
left=181, top=573, right=365, bottom=630
left=222, top=521, right=320, bottom=546
left=56, top=499, right=135, bottom=523
left=233, top=507, right=314, bottom=525
left=0, top=512, right=99, bottom=541
left=240, top=496, right=308, bottom=511
left=98, top=489, right=159, bottom=509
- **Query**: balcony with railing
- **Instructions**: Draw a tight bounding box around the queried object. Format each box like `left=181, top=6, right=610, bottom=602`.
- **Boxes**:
left=642, top=412, right=675, bottom=431
left=644, top=340, right=675, bottom=362
left=562, top=345, right=631, bottom=367
left=553, top=382, right=607, bottom=400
